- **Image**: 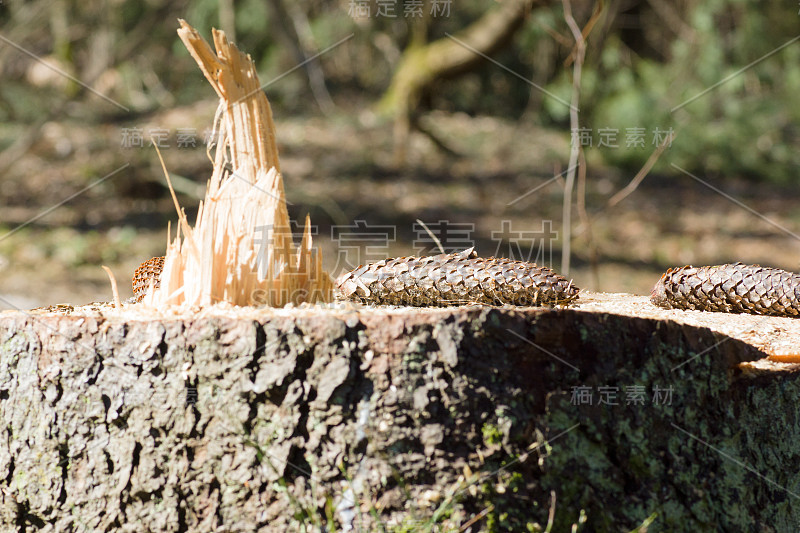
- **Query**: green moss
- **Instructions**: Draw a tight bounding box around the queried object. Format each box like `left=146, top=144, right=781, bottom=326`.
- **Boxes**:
left=482, top=423, right=503, bottom=446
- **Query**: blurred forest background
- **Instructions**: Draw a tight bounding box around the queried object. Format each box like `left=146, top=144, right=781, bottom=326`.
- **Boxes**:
left=0, top=0, right=799, bottom=307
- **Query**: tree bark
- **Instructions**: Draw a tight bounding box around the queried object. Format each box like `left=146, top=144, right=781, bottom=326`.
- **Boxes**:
left=0, top=300, right=798, bottom=531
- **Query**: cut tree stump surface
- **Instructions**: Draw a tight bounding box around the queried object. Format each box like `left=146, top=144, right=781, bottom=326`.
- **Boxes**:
left=1, top=292, right=798, bottom=531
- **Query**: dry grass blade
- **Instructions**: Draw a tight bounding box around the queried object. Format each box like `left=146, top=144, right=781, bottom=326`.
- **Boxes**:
left=101, top=265, right=121, bottom=308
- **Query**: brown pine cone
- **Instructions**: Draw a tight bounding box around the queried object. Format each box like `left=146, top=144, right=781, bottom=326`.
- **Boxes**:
left=650, top=263, right=800, bottom=317
left=132, top=256, right=165, bottom=303
left=335, top=248, right=579, bottom=307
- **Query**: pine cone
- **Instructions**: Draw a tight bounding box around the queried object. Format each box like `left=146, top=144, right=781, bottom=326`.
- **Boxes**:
left=132, top=256, right=165, bottom=303
left=335, top=248, right=579, bottom=307
left=650, top=263, right=800, bottom=317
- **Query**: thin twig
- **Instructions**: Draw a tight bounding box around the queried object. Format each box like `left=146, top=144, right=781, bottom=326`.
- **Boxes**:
left=416, top=219, right=446, bottom=254
left=576, top=147, right=599, bottom=289
left=607, top=130, right=675, bottom=208
left=266, top=0, right=336, bottom=114
left=545, top=490, right=557, bottom=533
left=459, top=504, right=495, bottom=532
left=536, top=20, right=572, bottom=47
left=564, top=0, right=604, bottom=68
left=560, top=0, right=586, bottom=276
left=644, top=0, right=694, bottom=42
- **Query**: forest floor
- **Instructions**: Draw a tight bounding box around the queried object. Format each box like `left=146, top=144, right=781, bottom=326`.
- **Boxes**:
left=1, top=100, right=799, bottom=308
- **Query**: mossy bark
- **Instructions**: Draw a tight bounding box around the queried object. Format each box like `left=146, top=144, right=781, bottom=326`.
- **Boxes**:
left=377, top=0, right=545, bottom=164
left=0, top=305, right=797, bottom=531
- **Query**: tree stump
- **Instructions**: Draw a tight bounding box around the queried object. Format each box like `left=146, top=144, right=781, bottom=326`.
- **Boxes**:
left=1, top=296, right=798, bottom=531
